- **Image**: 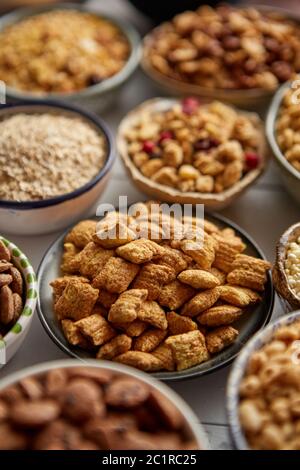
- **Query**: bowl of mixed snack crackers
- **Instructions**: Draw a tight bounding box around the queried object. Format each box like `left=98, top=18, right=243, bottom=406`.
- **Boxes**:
left=118, top=97, right=268, bottom=209
left=0, top=236, right=37, bottom=365
left=37, top=201, right=274, bottom=380
left=0, top=359, right=209, bottom=449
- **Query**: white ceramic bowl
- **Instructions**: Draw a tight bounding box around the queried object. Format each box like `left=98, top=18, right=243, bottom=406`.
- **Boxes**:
left=227, top=310, right=300, bottom=450
left=0, top=358, right=210, bottom=449
left=0, top=101, right=115, bottom=235
left=0, top=236, right=37, bottom=366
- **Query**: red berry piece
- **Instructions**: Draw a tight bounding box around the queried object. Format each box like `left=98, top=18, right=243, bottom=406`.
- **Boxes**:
left=194, top=138, right=220, bottom=151
left=142, top=140, right=155, bottom=154
left=182, top=97, right=200, bottom=115
left=159, top=130, right=173, bottom=143
left=245, top=152, right=260, bottom=170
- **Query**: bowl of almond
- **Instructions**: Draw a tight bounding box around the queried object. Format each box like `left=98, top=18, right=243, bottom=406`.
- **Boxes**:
left=37, top=201, right=274, bottom=380
left=0, top=236, right=37, bottom=366
left=117, top=98, right=269, bottom=210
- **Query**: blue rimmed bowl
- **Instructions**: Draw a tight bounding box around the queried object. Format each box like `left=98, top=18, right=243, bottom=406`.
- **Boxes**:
left=227, top=310, right=300, bottom=450
left=0, top=101, right=115, bottom=235
left=0, top=236, right=37, bottom=366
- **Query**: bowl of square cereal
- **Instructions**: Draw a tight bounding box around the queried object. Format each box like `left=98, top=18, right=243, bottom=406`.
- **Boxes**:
left=117, top=98, right=268, bottom=210
left=266, top=80, right=300, bottom=206
left=37, top=202, right=274, bottom=381
left=0, top=101, right=114, bottom=235
left=142, top=5, right=300, bottom=109
left=0, top=236, right=37, bottom=366
left=0, top=359, right=209, bottom=449
left=227, top=310, right=300, bottom=450
left=0, top=4, right=140, bottom=112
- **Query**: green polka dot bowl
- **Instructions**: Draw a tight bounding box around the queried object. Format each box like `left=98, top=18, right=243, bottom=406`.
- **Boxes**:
left=0, top=236, right=37, bottom=366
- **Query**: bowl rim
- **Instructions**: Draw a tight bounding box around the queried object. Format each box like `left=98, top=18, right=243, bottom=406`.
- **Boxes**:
left=0, top=2, right=142, bottom=101
left=117, top=97, right=269, bottom=205
left=266, top=80, right=300, bottom=181
left=227, top=309, right=300, bottom=450
left=0, top=358, right=210, bottom=449
left=36, top=207, right=274, bottom=382
left=0, top=236, right=37, bottom=354
left=0, top=100, right=115, bottom=210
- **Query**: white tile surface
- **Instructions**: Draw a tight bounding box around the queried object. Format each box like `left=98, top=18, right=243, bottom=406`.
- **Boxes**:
left=0, top=0, right=299, bottom=451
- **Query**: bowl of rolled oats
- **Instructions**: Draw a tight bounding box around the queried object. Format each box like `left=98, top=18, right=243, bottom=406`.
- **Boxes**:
left=266, top=80, right=300, bottom=206
left=273, top=222, right=300, bottom=313
left=0, top=359, right=209, bottom=449
left=117, top=97, right=268, bottom=209
left=37, top=202, right=274, bottom=380
left=228, top=310, right=300, bottom=450
left=0, top=236, right=37, bottom=366
left=0, top=4, right=140, bottom=112
left=142, top=4, right=300, bottom=108
left=0, top=101, right=114, bottom=235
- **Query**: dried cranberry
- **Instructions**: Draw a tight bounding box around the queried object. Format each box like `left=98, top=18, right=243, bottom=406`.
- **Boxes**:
left=194, top=138, right=220, bottom=151
left=158, top=131, right=174, bottom=143
left=182, top=97, right=200, bottom=115
left=245, top=152, right=260, bottom=170
left=142, top=140, right=156, bottom=154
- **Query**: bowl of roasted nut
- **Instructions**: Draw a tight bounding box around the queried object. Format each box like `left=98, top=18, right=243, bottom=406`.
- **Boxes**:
left=0, top=359, right=209, bottom=449
left=0, top=236, right=37, bottom=366
left=0, top=101, right=114, bottom=236
left=37, top=201, right=274, bottom=381
left=227, top=310, right=300, bottom=450
left=273, top=222, right=300, bottom=313
left=0, top=4, right=141, bottom=112
left=266, top=80, right=300, bottom=206
left=117, top=97, right=268, bottom=209
left=142, top=5, right=300, bottom=109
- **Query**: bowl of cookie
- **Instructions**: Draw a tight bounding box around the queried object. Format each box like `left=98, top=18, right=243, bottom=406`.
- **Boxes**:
left=0, top=236, right=37, bottom=366
left=117, top=97, right=269, bottom=210
left=37, top=201, right=274, bottom=380
left=0, top=359, right=209, bottom=449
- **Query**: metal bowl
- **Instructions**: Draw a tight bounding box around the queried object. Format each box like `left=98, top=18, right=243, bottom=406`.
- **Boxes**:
left=266, top=80, right=300, bottom=206
left=0, top=3, right=141, bottom=113
left=37, top=210, right=274, bottom=382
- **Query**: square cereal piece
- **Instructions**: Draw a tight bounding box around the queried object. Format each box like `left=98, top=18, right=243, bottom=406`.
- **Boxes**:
left=75, top=314, right=116, bottom=346
left=65, top=220, right=97, bottom=248
left=166, top=331, right=209, bottom=371
left=181, top=287, right=220, bottom=317
left=77, top=242, right=114, bottom=279
left=152, top=343, right=175, bottom=371
left=207, top=267, right=227, bottom=284
left=166, top=311, right=198, bottom=335
left=197, top=305, right=243, bottom=327
left=115, top=351, right=163, bottom=372
left=153, top=245, right=189, bottom=274
left=158, top=280, right=195, bottom=310
left=205, top=326, right=239, bottom=354
left=137, top=301, right=167, bottom=330
left=227, top=254, right=271, bottom=291
left=54, top=279, right=98, bottom=321
left=97, top=334, right=132, bottom=360
left=133, top=329, right=167, bottom=352
left=98, top=290, right=118, bottom=309
left=61, top=243, right=80, bottom=274
left=114, top=320, right=147, bottom=337
left=108, top=289, right=148, bottom=323
left=180, top=234, right=218, bottom=270
left=93, top=221, right=136, bottom=249
left=61, top=319, right=90, bottom=348
left=50, top=275, right=89, bottom=305
left=178, top=269, right=221, bottom=289
left=116, top=238, right=165, bottom=264
left=218, top=285, right=261, bottom=307
left=92, top=257, right=140, bottom=293
left=212, top=233, right=246, bottom=273
left=133, top=263, right=175, bottom=300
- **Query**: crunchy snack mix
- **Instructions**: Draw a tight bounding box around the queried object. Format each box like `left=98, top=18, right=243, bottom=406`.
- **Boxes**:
left=0, top=113, right=106, bottom=202
left=0, top=366, right=198, bottom=449
left=0, top=10, right=130, bottom=94
left=239, top=319, right=300, bottom=450
left=50, top=203, right=271, bottom=373
left=122, top=98, right=263, bottom=194
left=145, top=4, right=300, bottom=91
left=276, top=86, right=300, bottom=173
left=0, top=240, right=24, bottom=338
